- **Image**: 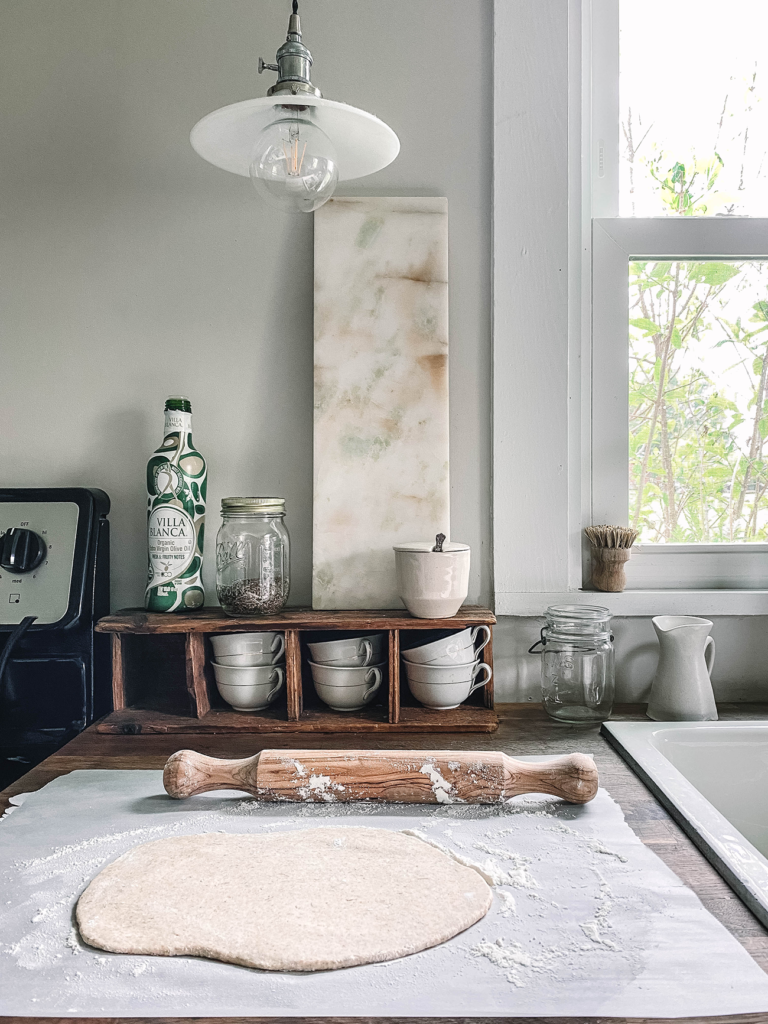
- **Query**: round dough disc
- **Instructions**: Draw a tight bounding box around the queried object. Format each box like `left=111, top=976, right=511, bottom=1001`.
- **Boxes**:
left=76, top=827, right=492, bottom=972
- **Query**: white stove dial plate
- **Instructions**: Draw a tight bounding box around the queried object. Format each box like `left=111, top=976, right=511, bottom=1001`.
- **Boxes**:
left=0, top=502, right=79, bottom=625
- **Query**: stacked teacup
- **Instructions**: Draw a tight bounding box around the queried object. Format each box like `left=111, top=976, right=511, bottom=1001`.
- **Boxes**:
left=210, top=632, right=285, bottom=711
left=402, top=626, right=492, bottom=710
left=307, top=634, right=387, bottom=711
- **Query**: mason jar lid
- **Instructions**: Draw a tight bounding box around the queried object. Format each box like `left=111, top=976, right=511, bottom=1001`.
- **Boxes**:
left=546, top=604, right=611, bottom=623
left=543, top=604, right=612, bottom=642
left=221, top=496, right=285, bottom=516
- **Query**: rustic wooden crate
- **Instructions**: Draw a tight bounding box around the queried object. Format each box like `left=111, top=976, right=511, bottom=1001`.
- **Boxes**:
left=95, top=607, right=497, bottom=734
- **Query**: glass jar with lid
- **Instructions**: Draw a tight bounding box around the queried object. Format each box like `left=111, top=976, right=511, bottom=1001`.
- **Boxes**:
left=215, top=497, right=290, bottom=616
left=529, top=605, right=614, bottom=724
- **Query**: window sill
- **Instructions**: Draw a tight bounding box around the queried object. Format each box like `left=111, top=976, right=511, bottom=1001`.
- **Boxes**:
left=495, top=590, right=768, bottom=617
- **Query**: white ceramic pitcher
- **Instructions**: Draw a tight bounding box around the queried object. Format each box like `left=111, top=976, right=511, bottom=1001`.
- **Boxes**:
left=647, top=616, right=717, bottom=722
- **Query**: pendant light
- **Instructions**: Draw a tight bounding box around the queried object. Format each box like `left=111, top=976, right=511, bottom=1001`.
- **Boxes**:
left=190, top=1, right=400, bottom=213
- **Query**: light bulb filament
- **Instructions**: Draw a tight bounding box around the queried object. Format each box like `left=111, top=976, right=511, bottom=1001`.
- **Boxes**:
left=282, top=129, right=307, bottom=177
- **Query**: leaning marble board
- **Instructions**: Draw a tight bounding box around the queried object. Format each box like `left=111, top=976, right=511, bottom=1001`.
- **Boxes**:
left=313, top=196, right=450, bottom=609
left=3, top=766, right=768, bottom=1017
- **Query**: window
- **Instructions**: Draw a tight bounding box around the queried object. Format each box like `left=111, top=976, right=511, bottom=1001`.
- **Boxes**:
left=618, top=1, right=768, bottom=219
left=493, top=0, right=768, bottom=611
left=629, top=259, right=768, bottom=544
left=592, top=0, right=768, bottom=591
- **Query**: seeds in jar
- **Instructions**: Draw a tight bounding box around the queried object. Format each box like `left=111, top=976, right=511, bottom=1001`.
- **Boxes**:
left=217, top=576, right=286, bottom=615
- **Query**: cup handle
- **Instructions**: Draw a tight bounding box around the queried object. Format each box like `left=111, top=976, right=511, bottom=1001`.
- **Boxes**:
left=363, top=666, right=382, bottom=700
left=471, top=625, right=491, bottom=656
left=361, top=639, right=374, bottom=666
left=271, top=634, right=285, bottom=663
left=468, top=662, right=492, bottom=695
left=267, top=666, right=285, bottom=701
left=704, top=636, right=716, bottom=677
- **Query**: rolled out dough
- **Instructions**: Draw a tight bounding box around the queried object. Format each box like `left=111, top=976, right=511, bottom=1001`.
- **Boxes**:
left=76, top=827, right=492, bottom=972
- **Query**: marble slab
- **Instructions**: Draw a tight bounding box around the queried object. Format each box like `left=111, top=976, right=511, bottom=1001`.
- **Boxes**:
left=313, top=197, right=450, bottom=609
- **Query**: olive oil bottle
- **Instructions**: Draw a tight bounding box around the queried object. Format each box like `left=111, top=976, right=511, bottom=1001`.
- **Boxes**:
left=145, top=396, right=207, bottom=611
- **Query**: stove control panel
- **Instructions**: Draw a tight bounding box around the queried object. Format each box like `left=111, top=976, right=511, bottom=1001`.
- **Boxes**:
left=0, top=528, right=47, bottom=574
left=0, top=502, right=79, bottom=625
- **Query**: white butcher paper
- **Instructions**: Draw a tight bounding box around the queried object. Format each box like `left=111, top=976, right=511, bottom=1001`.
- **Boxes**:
left=2, top=766, right=768, bottom=1017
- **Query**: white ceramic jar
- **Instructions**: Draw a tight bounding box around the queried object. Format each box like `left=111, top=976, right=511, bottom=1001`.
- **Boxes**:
left=393, top=541, right=470, bottom=618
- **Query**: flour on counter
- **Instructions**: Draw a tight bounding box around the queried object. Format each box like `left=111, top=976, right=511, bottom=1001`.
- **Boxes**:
left=16, top=823, right=186, bottom=873
left=402, top=829, right=516, bottom=887
left=468, top=936, right=561, bottom=988
left=579, top=875, right=619, bottom=949
left=496, top=890, right=517, bottom=917
left=65, top=928, right=82, bottom=954
left=586, top=838, right=628, bottom=863
left=473, top=842, right=538, bottom=888
left=549, top=821, right=629, bottom=863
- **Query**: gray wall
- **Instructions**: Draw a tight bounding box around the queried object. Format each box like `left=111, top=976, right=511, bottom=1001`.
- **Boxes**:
left=495, top=616, right=768, bottom=704
left=0, top=0, right=492, bottom=610
left=3, top=1, right=766, bottom=705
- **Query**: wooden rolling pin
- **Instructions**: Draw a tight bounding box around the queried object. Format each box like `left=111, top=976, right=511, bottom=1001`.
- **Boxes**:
left=164, top=748, right=598, bottom=804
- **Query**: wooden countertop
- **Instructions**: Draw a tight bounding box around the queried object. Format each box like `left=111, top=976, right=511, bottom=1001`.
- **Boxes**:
left=2, top=702, right=767, bottom=1024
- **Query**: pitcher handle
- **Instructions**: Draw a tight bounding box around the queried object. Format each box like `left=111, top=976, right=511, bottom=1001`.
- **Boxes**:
left=704, top=636, right=716, bottom=676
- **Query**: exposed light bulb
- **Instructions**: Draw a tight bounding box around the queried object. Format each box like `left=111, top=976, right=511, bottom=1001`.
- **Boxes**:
left=249, top=115, right=338, bottom=214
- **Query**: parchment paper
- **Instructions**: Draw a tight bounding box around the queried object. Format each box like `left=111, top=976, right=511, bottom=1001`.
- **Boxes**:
left=1, top=765, right=768, bottom=1017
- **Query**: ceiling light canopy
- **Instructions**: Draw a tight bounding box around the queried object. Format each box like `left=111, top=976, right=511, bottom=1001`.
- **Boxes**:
left=190, top=1, right=400, bottom=213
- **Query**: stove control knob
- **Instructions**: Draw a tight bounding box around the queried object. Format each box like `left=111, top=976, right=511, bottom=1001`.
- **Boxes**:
left=0, top=528, right=47, bottom=573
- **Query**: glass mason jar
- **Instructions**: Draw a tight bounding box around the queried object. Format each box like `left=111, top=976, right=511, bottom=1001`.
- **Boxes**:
left=215, top=497, right=290, bottom=617
left=529, top=605, right=614, bottom=724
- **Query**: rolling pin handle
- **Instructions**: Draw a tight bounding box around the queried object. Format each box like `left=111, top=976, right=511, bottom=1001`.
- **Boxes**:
left=502, top=751, right=599, bottom=804
left=164, top=749, right=261, bottom=799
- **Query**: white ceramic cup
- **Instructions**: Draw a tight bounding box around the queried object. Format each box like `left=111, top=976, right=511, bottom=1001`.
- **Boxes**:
left=405, top=661, right=492, bottom=710
left=393, top=541, right=470, bottom=618
left=212, top=663, right=284, bottom=711
left=402, top=625, right=491, bottom=666
left=306, top=633, right=387, bottom=668
left=309, top=663, right=384, bottom=711
left=210, top=632, right=285, bottom=665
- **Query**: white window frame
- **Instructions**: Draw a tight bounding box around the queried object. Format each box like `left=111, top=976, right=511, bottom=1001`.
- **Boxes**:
left=492, top=0, right=768, bottom=615
left=593, top=219, right=768, bottom=590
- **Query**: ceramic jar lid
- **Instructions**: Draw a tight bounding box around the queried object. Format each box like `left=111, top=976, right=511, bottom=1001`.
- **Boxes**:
left=393, top=541, right=470, bottom=553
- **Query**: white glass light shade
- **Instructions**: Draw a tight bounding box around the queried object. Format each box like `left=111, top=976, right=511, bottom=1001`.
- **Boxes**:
left=249, top=117, right=338, bottom=213
left=191, top=95, right=399, bottom=181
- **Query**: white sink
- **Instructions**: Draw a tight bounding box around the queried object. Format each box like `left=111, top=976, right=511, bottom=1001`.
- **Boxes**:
left=603, top=720, right=768, bottom=927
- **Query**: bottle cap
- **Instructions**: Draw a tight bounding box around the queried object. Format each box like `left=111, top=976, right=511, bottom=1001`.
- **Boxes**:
left=165, top=396, right=192, bottom=413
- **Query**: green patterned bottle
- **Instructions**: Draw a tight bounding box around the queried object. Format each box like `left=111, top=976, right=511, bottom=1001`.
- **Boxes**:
left=145, top=397, right=207, bottom=612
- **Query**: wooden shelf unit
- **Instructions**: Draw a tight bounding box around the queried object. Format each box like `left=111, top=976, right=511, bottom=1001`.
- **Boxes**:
left=95, top=606, right=497, bottom=734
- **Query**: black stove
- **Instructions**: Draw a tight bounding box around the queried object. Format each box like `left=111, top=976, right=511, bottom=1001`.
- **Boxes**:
left=0, top=488, right=111, bottom=789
